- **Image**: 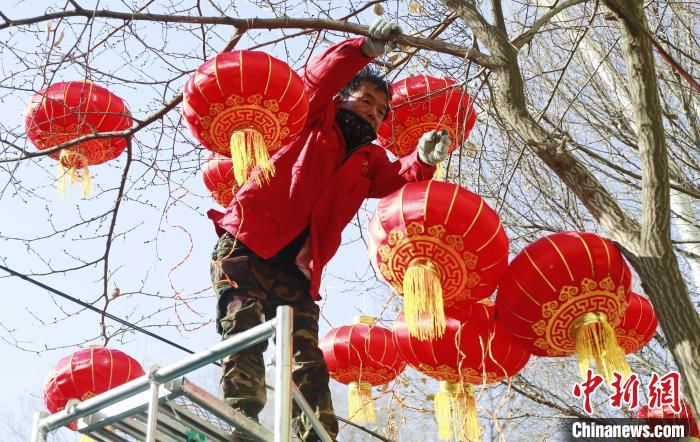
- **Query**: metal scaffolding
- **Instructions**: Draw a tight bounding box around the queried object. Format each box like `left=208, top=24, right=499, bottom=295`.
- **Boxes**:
left=30, top=306, right=333, bottom=442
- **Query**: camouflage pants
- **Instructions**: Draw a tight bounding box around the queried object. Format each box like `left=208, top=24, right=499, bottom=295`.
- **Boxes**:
left=211, top=232, right=338, bottom=442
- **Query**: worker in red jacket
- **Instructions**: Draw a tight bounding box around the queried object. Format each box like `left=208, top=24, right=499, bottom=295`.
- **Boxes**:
left=209, top=18, right=451, bottom=441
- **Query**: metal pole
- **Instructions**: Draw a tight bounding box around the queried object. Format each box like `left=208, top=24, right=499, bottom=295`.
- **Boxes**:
left=153, top=317, right=277, bottom=382
left=30, top=412, right=49, bottom=442
left=38, top=376, right=151, bottom=430
left=145, top=375, right=160, bottom=442
left=39, top=317, right=277, bottom=431
left=273, top=306, right=293, bottom=442
left=291, top=384, right=333, bottom=442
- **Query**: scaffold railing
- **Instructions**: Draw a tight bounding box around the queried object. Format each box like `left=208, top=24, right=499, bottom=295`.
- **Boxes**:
left=30, top=306, right=333, bottom=442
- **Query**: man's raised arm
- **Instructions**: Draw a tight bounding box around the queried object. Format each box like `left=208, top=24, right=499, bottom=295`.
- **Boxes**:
left=302, top=19, right=401, bottom=118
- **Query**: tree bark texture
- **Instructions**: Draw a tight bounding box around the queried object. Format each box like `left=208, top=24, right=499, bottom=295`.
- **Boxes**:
left=443, top=0, right=700, bottom=414
left=603, top=0, right=700, bottom=413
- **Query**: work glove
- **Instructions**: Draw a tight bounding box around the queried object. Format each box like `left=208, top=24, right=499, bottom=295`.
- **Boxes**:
left=417, top=129, right=451, bottom=166
left=361, top=18, right=402, bottom=58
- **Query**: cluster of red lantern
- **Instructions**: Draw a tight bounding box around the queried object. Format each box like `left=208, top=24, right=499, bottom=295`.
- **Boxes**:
left=392, top=300, right=530, bottom=441
left=43, top=347, right=144, bottom=429
left=24, top=51, right=308, bottom=202
left=183, top=50, right=309, bottom=187
left=364, top=183, right=667, bottom=440
left=24, top=81, right=133, bottom=197
left=25, top=49, right=678, bottom=442
left=358, top=78, right=513, bottom=439
left=320, top=301, right=531, bottom=439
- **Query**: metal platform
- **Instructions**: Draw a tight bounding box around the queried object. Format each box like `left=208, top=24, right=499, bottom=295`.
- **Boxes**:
left=31, top=306, right=333, bottom=442
left=75, top=376, right=271, bottom=442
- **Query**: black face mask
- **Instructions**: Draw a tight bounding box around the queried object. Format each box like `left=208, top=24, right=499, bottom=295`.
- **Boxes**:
left=335, top=108, right=377, bottom=154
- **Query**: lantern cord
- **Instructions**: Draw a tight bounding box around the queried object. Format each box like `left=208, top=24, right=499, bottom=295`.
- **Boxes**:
left=0, top=264, right=392, bottom=442
left=435, top=162, right=445, bottom=181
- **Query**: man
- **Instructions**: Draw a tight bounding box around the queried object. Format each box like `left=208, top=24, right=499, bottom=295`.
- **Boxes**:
left=208, top=18, right=451, bottom=441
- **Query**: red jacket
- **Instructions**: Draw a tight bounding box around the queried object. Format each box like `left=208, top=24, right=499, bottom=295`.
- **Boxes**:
left=208, top=37, right=435, bottom=299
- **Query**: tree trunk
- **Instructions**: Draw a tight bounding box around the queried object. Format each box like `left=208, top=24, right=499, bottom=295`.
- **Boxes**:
left=442, top=0, right=700, bottom=413
left=601, top=0, right=700, bottom=412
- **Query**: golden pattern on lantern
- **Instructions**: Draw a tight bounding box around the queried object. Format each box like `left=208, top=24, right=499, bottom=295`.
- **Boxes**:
left=320, top=316, right=406, bottom=424
left=416, top=364, right=462, bottom=383
left=369, top=181, right=509, bottom=341
left=392, top=114, right=458, bottom=156
left=377, top=222, right=482, bottom=307
left=616, top=331, right=647, bottom=354
left=24, top=81, right=133, bottom=197
left=183, top=51, right=309, bottom=187
left=496, top=231, right=632, bottom=382
left=532, top=277, right=627, bottom=355
left=201, top=94, right=289, bottom=153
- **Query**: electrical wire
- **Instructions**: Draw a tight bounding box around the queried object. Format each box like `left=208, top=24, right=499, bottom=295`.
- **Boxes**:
left=0, top=263, right=205, bottom=360
left=0, top=263, right=392, bottom=441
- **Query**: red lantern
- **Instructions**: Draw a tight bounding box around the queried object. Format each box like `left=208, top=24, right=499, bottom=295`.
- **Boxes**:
left=202, top=153, right=238, bottom=207
left=182, top=50, right=309, bottom=187
left=43, top=347, right=144, bottom=429
left=319, top=317, right=406, bottom=423
left=455, top=301, right=531, bottom=385
left=393, top=305, right=490, bottom=441
left=615, top=292, right=658, bottom=354
left=24, top=81, right=132, bottom=196
left=635, top=401, right=700, bottom=438
left=496, top=231, right=632, bottom=381
left=369, top=180, right=509, bottom=340
left=377, top=75, right=476, bottom=158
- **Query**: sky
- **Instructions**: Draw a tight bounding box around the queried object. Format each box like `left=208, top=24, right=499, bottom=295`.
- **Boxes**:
left=0, top=1, right=428, bottom=440
left=2, top=1, right=686, bottom=440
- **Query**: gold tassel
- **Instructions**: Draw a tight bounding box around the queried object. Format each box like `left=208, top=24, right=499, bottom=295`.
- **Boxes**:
left=82, top=167, right=91, bottom=198
left=57, top=150, right=91, bottom=198
left=571, top=312, right=631, bottom=382
left=56, top=161, right=66, bottom=199
left=463, top=384, right=480, bottom=442
left=229, top=128, right=274, bottom=187
left=433, top=382, right=480, bottom=441
left=403, top=258, right=446, bottom=341
left=434, top=383, right=455, bottom=440
left=347, top=381, right=375, bottom=424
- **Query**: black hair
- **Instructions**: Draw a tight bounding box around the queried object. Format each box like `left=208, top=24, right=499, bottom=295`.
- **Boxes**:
left=339, top=66, right=391, bottom=102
